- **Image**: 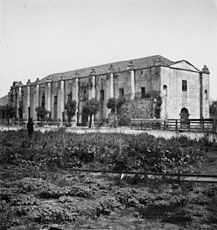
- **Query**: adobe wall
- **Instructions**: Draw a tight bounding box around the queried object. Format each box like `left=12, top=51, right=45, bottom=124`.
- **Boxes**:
left=10, top=61, right=210, bottom=124
left=160, top=67, right=200, bottom=119
left=202, top=73, right=210, bottom=118
left=134, top=66, right=160, bottom=98
left=131, top=99, right=153, bottom=119
left=118, top=99, right=153, bottom=122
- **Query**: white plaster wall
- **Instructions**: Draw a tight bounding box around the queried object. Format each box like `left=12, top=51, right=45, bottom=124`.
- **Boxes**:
left=170, top=61, right=198, bottom=72
left=160, top=67, right=200, bottom=119
left=202, top=73, right=210, bottom=118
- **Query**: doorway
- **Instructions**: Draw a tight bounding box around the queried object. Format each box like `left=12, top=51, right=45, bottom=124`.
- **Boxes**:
left=180, top=108, right=189, bottom=129
left=180, top=108, right=189, bottom=120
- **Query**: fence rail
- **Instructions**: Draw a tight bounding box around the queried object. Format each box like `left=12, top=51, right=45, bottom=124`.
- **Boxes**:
left=131, top=118, right=217, bottom=133
left=11, top=118, right=217, bottom=134
left=68, top=168, right=217, bottom=183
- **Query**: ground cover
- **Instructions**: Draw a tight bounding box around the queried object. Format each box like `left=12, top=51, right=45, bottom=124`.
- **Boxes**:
left=0, top=130, right=217, bottom=229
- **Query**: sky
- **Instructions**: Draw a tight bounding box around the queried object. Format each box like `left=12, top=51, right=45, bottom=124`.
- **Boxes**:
left=0, top=0, right=217, bottom=100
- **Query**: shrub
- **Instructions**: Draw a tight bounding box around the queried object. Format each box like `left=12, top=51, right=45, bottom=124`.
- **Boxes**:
left=0, top=131, right=205, bottom=174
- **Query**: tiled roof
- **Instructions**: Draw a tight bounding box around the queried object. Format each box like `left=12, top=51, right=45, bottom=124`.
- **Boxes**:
left=40, top=55, right=173, bottom=83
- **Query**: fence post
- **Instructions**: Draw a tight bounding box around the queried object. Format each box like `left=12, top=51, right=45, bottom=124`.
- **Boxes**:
left=202, top=118, right=204, bottom=132
left=178, top=170, right=181, bottom=184
left=189, top=119, right=191, bottom=131
left=213, top=118, right=216, bottom=132
left=175, top=119, right=178, bottom=131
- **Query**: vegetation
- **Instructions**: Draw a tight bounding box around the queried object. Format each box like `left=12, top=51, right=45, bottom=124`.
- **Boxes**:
left=35, top=106, right=49, bottom=122
left=210, top=101, right=217, bottom=118
left=65, top=99, right=76, bottom=123
left=0, top=130, right=216, bottom=229
left=0, top=130, right=205, bottom=173
left=18, top=106, right=23, bottom=122
left=4, top=105, right=16, bottom=125
left=154, top=96, right=162, bottom=119
left=83, top=98, right=99, bottom=128
left=107, top=97, right=125, bottom=126
left=107, top=97, right=125, bottom=114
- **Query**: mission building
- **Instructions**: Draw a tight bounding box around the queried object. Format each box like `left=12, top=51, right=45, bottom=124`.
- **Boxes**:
left=7, top=55, right=210, bottom=125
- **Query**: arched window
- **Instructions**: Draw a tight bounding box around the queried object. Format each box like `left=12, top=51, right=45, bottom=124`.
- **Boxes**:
left=182, top=80, right=187, bottom=91
left=163, top=85, right=168, bottom=96
left=205, top=90, right=208, bottom=100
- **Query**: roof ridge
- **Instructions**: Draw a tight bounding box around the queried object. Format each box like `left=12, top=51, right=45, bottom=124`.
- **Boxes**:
left=40, top=54, right=173, bottom=83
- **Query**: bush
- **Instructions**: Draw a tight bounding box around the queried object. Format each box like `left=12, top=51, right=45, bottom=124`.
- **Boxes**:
left=0, top=131, right=205, bottom=174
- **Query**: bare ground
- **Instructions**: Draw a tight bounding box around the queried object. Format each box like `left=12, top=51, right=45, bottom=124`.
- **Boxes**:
left=1, top=163, right=217, bottom=230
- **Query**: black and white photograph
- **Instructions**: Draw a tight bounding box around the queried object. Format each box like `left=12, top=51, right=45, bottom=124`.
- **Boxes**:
left=0, top=0, right=217, bottom=229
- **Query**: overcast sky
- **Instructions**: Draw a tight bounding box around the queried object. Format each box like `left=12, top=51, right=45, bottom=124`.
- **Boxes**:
left=0, top=0, right=217, bottom=100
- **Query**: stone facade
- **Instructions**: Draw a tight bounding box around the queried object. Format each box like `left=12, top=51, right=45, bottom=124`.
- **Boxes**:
left=8, top=55, right=210, bottom=124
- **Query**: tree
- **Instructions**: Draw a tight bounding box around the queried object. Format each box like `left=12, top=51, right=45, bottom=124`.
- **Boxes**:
left=65, top=99, right=76, bottom=123
left=83, top=98, right=99, bottom=128
left=107, top=98, right=125, bottom=126
left=4, top=105, right=16, bottom=125
left=18, top=102, right=23, bottom=122
left=107, top=97, right=125, bottom=114
left=210, top=101, right=217, bottom=118
left=154, top=96, right=162, bottom=119
left=35, top=106, right=49, bottom=123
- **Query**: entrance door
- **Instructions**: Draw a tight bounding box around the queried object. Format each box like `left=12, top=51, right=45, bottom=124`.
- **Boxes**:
left=180, top=108, right=189, bottom=120
left=180, top=108, right=189, bottom=129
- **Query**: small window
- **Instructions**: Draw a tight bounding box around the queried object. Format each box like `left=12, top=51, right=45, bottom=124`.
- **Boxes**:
left=119, top=88, right=124, bottom=98
left=100, top=90, right=104, bottom=101
left=205, top=90, right=208, bottom=100
left=182, top=80, right=187, bottom=91
left=141, top=87, right=146, bottom=98
left=163, top=85, right=168, bottom=96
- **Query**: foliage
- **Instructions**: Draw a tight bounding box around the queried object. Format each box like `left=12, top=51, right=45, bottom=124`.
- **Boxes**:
left=65, top=99, right=76, bottom=123
left=118, top=116, right=131, bottom=126
left=4, top=105, right=16, bottom=125
left=154, top=96, right=162, bottom=119
left=83, top=98, right=100, bottom=128
left=0, top=130, right=205, bottom=175
left=107, top=97, right=125, bottom=114
left=0, top=130, right=217, bottom=229
left=18, top=101, right=23, bottom=121
left=118, top=103, right=131, bottom=126
left=35, top=106, right=49, bottom=122
left=210, top=101, right=217, bottom=118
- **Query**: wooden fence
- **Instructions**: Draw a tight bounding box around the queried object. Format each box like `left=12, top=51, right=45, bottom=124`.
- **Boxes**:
left=12, top=118, right=217, bottom=134
left=68, top=168, right=217, bottom=183
left=131, top=118, right=217, bottom=133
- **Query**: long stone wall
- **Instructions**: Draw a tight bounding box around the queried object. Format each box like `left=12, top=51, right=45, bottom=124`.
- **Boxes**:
left=160, top=67, right=201, bottom=119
